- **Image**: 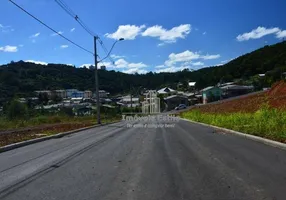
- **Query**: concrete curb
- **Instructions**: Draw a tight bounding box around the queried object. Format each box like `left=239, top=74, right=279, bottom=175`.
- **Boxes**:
left=180, top=118, right=286, bottom=151
left=0, top=121, right=121, bottom=153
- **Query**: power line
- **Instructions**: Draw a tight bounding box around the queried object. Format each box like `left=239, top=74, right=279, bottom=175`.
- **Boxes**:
left=9, top=0, right=94, bottom=55
left=55, top=0, right=97, bottom=37
left=54, top=0, right=115, bottom=63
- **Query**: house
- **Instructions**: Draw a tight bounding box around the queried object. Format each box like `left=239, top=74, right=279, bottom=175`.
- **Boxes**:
left=220, top=85, right=254, bottom=98
left=164, top=95, right=189, bottom=111
left=93, top=90, right=110, bottom=98
left=55, top=90, right=67, bottom=99
left=35, top=90, right=52, bottom=98
left=120, top=95, right=140, bottom=107
left=142, top=90, right=160, bottom=114
left=84, top=90, right=93, bottom=98
left=201, top=86, right=222, bottom=104
left=71, top=91, right=84, bottom=98
left=157, top=87, right=177, bottom=96
left=66, top=89, right=79, bottom=98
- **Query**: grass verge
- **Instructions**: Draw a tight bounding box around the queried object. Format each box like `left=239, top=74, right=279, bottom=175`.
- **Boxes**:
left=181, top=107, right=286, bottom=143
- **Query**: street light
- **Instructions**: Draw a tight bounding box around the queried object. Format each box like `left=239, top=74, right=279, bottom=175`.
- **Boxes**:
left=94, top=37, right=124, bottom=124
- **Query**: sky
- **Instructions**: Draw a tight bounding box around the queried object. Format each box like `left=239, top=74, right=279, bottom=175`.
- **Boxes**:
left=1, top=0, right=286, bottom=74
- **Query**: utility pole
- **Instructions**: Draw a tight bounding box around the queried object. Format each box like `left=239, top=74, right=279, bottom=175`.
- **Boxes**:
left=94, top=36, right=101, bottom=124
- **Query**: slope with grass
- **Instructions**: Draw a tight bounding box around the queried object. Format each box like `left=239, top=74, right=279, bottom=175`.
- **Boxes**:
left=181, top=81, right=286, bottom=143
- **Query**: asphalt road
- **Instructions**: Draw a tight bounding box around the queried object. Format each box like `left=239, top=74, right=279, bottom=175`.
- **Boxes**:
left=0, top=118, right=286, bottom=200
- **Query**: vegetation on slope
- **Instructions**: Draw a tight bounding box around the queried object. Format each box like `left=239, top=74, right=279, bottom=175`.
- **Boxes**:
left=1, top=41, right=286, bottom=105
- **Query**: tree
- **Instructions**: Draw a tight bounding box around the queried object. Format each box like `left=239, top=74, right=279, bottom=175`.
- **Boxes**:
left=6, top=99, right=28, bottom=120
left=38, top=93, right=49, bottom=105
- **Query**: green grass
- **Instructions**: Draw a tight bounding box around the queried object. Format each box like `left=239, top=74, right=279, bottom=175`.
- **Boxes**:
left=181, top=107, right=286, bottom=142
left=0, top=114, right=121, bottom=131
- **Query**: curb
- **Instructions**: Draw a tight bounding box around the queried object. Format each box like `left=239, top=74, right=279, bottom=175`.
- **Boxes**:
left=0, top=121, right=121, bottom=153
left=180, top=118, right=286, bottom=151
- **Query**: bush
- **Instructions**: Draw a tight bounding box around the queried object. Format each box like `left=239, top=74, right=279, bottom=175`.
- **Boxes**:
left=6, top=99, right=28, bottom=120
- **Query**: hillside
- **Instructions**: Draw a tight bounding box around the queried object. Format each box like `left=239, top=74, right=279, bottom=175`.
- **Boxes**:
left=0, top=41, right=286, bottom=105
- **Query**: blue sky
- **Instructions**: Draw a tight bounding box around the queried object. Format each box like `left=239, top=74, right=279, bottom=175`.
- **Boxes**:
left=1, top=0, right=286, bottom=73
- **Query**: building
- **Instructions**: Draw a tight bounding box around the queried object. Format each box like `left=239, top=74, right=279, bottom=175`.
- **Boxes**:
left=35, top=90, right=52, bottom=98
left=201, top=86, right=222, bottom=104
left=220, top=85, right=254, bottom=98
left=71, top=91, right=84, bottom=98
left=100, top=65, right=106, bottom=70
left=142, top=90, right=160, bottom=114
left=120, top=95, right=140, bottom=107
left=157, top=87, right=177, bottom=96
left=188, top=82, right=196, bottom=91
left=66, top=89, right=79, bottom=98
left=84, top=90, right=93, bottom=98
left=164, top=95, right=189, bottom=111
left=94, top=90, right=110, bottom=98
left=55, top=90, right=67, bottom=99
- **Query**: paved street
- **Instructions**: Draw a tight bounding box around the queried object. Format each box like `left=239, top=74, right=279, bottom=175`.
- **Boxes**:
left=0, top=118, right=286, bottom=200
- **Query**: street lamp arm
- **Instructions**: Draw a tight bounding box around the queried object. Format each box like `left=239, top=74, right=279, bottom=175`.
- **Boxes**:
left=98, top=38, right=124, bottom=63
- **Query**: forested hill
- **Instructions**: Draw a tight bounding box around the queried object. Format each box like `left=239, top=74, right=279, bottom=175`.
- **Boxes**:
left=0, top=41, right=286, bottom=102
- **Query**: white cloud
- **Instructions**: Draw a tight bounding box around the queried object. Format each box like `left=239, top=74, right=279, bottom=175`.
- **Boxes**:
left=18, top=44, right=24, bottom=47
left=142, top=24, right=191, bottom=43
left=165, top=50, right=200, bottom=66
left=155, top=65, right=166, bottom=69
left=276, top=30, right=286, bottom=39
left=60, top=45, right=69, bottom=49
left=122, top=68, right=148, bottom=74
left=0, top=45, right=18, bottom=52
left=105, top=25, right=146, bottom=40
left=114, top=58, right=147, bottom=68
left=201, top=54, right=221, bottom=60
left=192, top=61, right=204, bottom=66
left=70, top=28, right=75, bottom=32
left=80, top=59, right=147, bottom=71
left=236, top=26, right=280, bottom=41
left=51, top=31, right=64, bottom=36
left=25, top=60, right=48, bottom=65
left=203, top=31, right=207, bottom=35
left=155, top=66, right=189, bottom=73
left=0, top=24, right=13, bottom=33
left=221, top=60, right=228, bottom=63
left=157, top=43, right=165, bottom=47
left=111, top=54, right=125, bottom=59
left=79, top=64, right=92, bottom=68
left=30, top=32, right=40, bottom=38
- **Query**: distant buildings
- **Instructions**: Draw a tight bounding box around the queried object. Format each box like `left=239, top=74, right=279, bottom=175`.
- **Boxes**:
left=201, top=86, right=222, bottom=104
left=157, top=87, right=177, bottom=96
left=142, top=90, right=160, bottom=113
left=100, top=65, right=106, bottom=70
left=164, top=95, right=189, bottom=111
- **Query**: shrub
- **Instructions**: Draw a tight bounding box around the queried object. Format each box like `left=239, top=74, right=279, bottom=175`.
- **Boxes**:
left=6, top=99, right=28, bottom=120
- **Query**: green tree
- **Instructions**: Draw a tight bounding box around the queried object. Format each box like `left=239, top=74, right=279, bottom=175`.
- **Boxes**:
left=6, top=99, right=28, bottom=120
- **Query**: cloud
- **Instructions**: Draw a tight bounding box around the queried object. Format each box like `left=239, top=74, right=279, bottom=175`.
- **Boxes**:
left=110, top=54, right=125, bottom=59
left=114, top=58, right=147, bottom=68
left=155, top=66, right=189, bottom=73
left=276, top=30, right=286, bottom=39
left=80, top=59, right=147, bottom=71
left=165, top=50, right=201, bottom=66
left=105, top=25, right=146, bottom=40
left=30, top=32, right=40, bottom=38
left=155, top=65, right=166, bottom=69
left=122, top=68, right=148, bottom=74
left=236, top=26, right=280, bottom=41
left=60, top=45, right=69, bottom=49
left=0, top=24, right=14, bottom=33
left=0, top=45, right=18, bottom=52
left=79, top=64, right=93, bottom=68
left=18, top=44, right=24, bottom=47
left=221, top=60, right=229, bottom=63
left=192, top=61, right=204, bottom=66
left=70, top=28, right=75, bottom=32
left=51, top=31, right=64, bottom=36
left=142, top=24, right=191, bottom=43
left=203, top=31, right=207, bottom=35
left=157, top=43, right=165, bottom=47
left=201, top=54, right=221, bottom=60
left=25, top=60, right=48, bottom=65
